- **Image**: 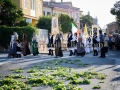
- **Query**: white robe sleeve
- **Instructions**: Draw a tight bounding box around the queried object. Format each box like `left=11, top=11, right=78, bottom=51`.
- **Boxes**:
left=60, top=37, right=62, bottom=42
left=82, top=37, right=85, bottom=44
left=53, top=36, right=55, bottom=44
left=90, top=37, right=93, bottom=44
left=96, top=37, right=100, bottom=42
left=71, top=35, right=75, bottom=41
left=36, top=36, right=39, bottom=42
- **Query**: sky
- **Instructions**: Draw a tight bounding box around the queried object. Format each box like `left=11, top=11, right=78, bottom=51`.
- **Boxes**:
left=45, top=0, right=117, bottom=28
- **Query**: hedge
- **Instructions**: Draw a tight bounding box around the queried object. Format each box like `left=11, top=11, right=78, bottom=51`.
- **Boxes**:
left=0, top=25, right=38, bottom=49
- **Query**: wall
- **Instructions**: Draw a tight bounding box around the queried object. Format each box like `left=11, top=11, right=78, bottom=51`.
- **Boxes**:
left=37, top=29, right=48, bottom=53
left=35, top=0, right=43, bottom=18
left=43, top=7, right=53, bottom=16
left=53, top=9, right=68, bottom=15
left=107, top=23, right=118, bottom=35
left=21, top=0, right=31, bottom=17
left=13, top=0, right=43, bottom=19
left=38, top=29, right=48, bottom=41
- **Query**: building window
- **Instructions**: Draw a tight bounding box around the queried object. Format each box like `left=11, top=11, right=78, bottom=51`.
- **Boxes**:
left=26, top=18, right=32, bottom=23
left=38, top=2, right=40, bottom=13
left=47, top=12, right=50, bottom=16
left=31, top=0, right=35, bottom=10
left=43, top=11, right=45, bottom=16
left=24, top=0, right=27, bottom=9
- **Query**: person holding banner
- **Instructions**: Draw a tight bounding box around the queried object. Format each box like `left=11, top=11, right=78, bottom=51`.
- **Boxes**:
left=46, top=33, right=55, bottom=56
left=67, top=31, right=74, bottom=56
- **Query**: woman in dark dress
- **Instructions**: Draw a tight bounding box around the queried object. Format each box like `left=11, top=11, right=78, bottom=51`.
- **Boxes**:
left=22, top=33, right=31, bottom=56
left=55, top=34, right=63, bottom=58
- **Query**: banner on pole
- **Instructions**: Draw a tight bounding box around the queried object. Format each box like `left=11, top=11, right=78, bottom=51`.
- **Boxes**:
left=51, top=16, right=59, bottom=35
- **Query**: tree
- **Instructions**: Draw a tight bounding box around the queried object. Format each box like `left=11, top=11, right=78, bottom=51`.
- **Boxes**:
left=110, top=1, right=120, bottom=22
left=0, top=0, right=4, bottom=10
left=80, top=14, right=93, bottom=28
left=59, top=14, right=77, bottom=33
left=36, top=16, right=52, bottom=33
left=36, top=14, right=77, bottom=34
left=15, top=19, right=29, bottom=27
left=0, top=0, right=24, bottom=26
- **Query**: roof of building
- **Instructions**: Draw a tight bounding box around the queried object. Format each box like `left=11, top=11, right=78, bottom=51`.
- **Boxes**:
left=107, top=22, right=118, bottom=26
left=55, top=2, right=72, bottom=6
left=43, top=1, right=80, bottom=12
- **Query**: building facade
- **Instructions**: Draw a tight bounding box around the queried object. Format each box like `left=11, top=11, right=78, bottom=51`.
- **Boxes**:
left=107, top=22, right=120, bottom=35
left=13, top=0, right=43, bottom=26
left=43, top=1, right=80, bottom=29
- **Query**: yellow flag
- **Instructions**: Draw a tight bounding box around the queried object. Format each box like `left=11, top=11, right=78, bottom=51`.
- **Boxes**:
left=83, top=24, right=88, bottom=38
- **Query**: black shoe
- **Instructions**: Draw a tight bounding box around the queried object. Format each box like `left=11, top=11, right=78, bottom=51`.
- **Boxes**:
left=69, top=54, right=72, bottom=56
left=51, top=50, right=54, bottom=56
left=69, top=51, right=72, bottom=56
left=103, top=56, right=106, bottom=58
left=99, top=56, right=105, bottom=58
left=55, top=56, right=58, bottom=58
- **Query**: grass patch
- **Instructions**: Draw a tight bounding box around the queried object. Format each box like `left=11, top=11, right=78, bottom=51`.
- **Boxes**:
left=92, top=85, right=101, bottom=89
left=0, top=59, right=107, bottom=90
left=9, top=68, right=23, bottom=73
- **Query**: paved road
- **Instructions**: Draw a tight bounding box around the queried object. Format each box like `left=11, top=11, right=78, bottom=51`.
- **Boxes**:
left=0, top=50, right=120, bottom=90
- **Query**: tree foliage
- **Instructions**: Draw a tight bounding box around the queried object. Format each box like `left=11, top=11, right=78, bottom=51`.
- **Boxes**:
left=0, top=25, right=37, bottom=49
left=59, top=14, right=76, bottom=33
left=80, top=13, right=93, bottom=28
left=110, top=1, right=120, bottom=22
left=15, top=19, right=29, bottom=27
left=36, top=14, right=77, bottom=34
left=0, top=0, right=24, bottom=26
left=36, top=16, right=52, bottom=33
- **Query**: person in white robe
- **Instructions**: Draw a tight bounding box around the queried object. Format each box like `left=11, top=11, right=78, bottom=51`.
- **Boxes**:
left=89, top=36, right=93, bottom=52
left=10, top=35, right=15, bottom=49
left=85, top=36, right=92, bottom=54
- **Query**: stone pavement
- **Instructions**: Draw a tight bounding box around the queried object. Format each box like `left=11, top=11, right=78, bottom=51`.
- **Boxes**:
left=0, top=50, right=120, bottom=90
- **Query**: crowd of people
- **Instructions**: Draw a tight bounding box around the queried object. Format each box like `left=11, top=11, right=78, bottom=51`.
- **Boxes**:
left=8, top=32, right=39, bottom=58
left=46, top=30, right=120, bottom=58
left=8, top=30, right=120, bottom=58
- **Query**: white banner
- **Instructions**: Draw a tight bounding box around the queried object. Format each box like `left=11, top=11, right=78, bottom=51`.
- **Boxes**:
left=51, top=16, right=59, bottom=35
left=92, top=25, right=101, bottom=36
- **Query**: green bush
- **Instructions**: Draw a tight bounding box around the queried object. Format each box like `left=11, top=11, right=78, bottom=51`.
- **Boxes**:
left=0, top=25, right=37, bottom=49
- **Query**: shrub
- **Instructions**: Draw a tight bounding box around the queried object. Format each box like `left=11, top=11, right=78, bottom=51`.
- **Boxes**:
left=0, top=25, right=37, bottom=49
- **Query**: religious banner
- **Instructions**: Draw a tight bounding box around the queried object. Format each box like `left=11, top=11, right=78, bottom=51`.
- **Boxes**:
left=92, top=25, right=101, bottom=36
left=51, top=16, right=59, bottom=35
